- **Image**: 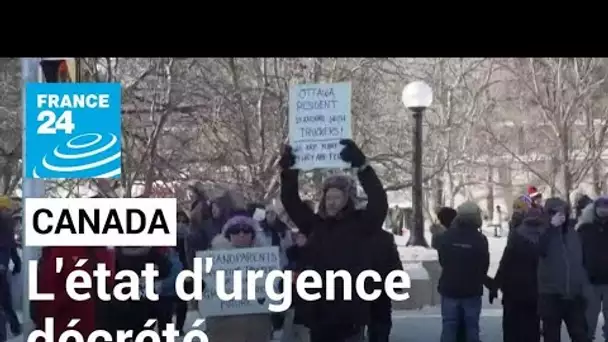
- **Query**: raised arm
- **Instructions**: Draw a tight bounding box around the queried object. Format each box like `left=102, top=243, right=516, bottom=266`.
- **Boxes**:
left=279, top=146, right=318, bottom=236
left=358, top=165, right=388, bottom=229
left=339, top=139, right=388, bottom=231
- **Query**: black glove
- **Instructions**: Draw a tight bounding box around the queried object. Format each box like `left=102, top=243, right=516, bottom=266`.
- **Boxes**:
left=279, top=145, right=296, bottom=170
left=339, top=139, right=366, bottom=168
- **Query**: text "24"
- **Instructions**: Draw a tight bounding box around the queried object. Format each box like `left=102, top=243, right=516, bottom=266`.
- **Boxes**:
left=37, top=110, right=75, bottom=135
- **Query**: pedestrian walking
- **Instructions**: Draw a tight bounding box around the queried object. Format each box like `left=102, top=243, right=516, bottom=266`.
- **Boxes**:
left=436, top=202, right=489, bottom=342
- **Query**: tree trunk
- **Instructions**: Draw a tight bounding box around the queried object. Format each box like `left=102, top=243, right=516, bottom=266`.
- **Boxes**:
left=499, top=163, right=514, bottom=217
left=588, top=111, right=602, bottom=197
left=549, top=156, right=560, bottom=197
left=432, top=151, right=445, bottom=213
left=486, top=164, right=494, bottom=221
left=592, top=163, right=602, bottom=197
left=561, top=128, right=572, bottom=208
left=433, top=176, right=444, bottom=213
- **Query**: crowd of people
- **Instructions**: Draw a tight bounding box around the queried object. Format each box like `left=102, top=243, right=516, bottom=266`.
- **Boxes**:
left=0, top=139, right=402, bottom=342
left=0, top=139, right=606, bottom=342
left=431, top=187, right=608, bottom=342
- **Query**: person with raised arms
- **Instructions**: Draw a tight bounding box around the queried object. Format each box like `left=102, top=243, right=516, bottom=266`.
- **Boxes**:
left=279, top=139, right=388, bottom=342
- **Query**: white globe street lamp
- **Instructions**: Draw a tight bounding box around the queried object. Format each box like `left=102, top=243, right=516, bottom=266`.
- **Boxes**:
left=402, top=80, right=433, bottom=110
left=402, top=80, right=433, bottom=247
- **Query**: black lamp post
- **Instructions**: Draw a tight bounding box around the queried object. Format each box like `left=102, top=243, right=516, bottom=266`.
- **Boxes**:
left=402, top=81, right=433, bottom=247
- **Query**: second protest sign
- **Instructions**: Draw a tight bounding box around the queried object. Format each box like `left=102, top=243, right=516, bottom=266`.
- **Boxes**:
left=197, top=246, right=281, bottom=317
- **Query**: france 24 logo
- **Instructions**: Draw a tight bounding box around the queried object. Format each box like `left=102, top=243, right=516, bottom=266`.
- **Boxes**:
left=25, top=83, right=122, bottom=179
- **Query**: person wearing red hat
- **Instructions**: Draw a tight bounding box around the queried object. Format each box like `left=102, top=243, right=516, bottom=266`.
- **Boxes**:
left=527, top=186, right=543, bottom=208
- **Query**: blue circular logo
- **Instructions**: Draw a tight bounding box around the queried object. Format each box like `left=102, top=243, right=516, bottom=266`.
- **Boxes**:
left=33, top=133, right=121, bottom=179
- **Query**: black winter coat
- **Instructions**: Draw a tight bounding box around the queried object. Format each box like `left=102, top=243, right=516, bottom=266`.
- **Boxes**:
left=437, top=218, right=489, bottom=298
left=280, top=166, right=388, bottom=331
left=494, top=215, right=543, bottom=303
left=579, top=218, right=608, bottom=285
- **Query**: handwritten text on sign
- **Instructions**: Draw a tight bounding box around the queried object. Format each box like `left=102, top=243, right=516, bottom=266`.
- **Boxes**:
left=197, top=247, right=280, bottom=317
left=289, top=82, right=352, bottom=170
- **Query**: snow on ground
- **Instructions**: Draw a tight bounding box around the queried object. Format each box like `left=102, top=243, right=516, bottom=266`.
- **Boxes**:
left=394, top=225, right=508, bottom=279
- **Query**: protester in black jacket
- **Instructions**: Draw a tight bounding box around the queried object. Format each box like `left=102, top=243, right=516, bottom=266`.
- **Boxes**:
left=437, top=201, right=489, bottom=342
left=430, top=207, right=471, bottom=342
left=537, top=198, right=589, bottom=342
left=577, top=196, right=608, bottom=340
left=279, top=139, right=388, bottom=342
left=367, top=230, right=403, bottom=342
left=492, top=207, right=544, bottom=342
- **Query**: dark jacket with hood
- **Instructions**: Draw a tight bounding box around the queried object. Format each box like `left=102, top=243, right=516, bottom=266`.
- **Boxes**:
left=577, top=197, right=608, bottom=285
left=437, top=203, right=490, bottom=298
left=280, top=166, right=388, bottom=332
left=494, top=209, right=544, bottom=302
left=538, top=198, right=589, bottom=297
